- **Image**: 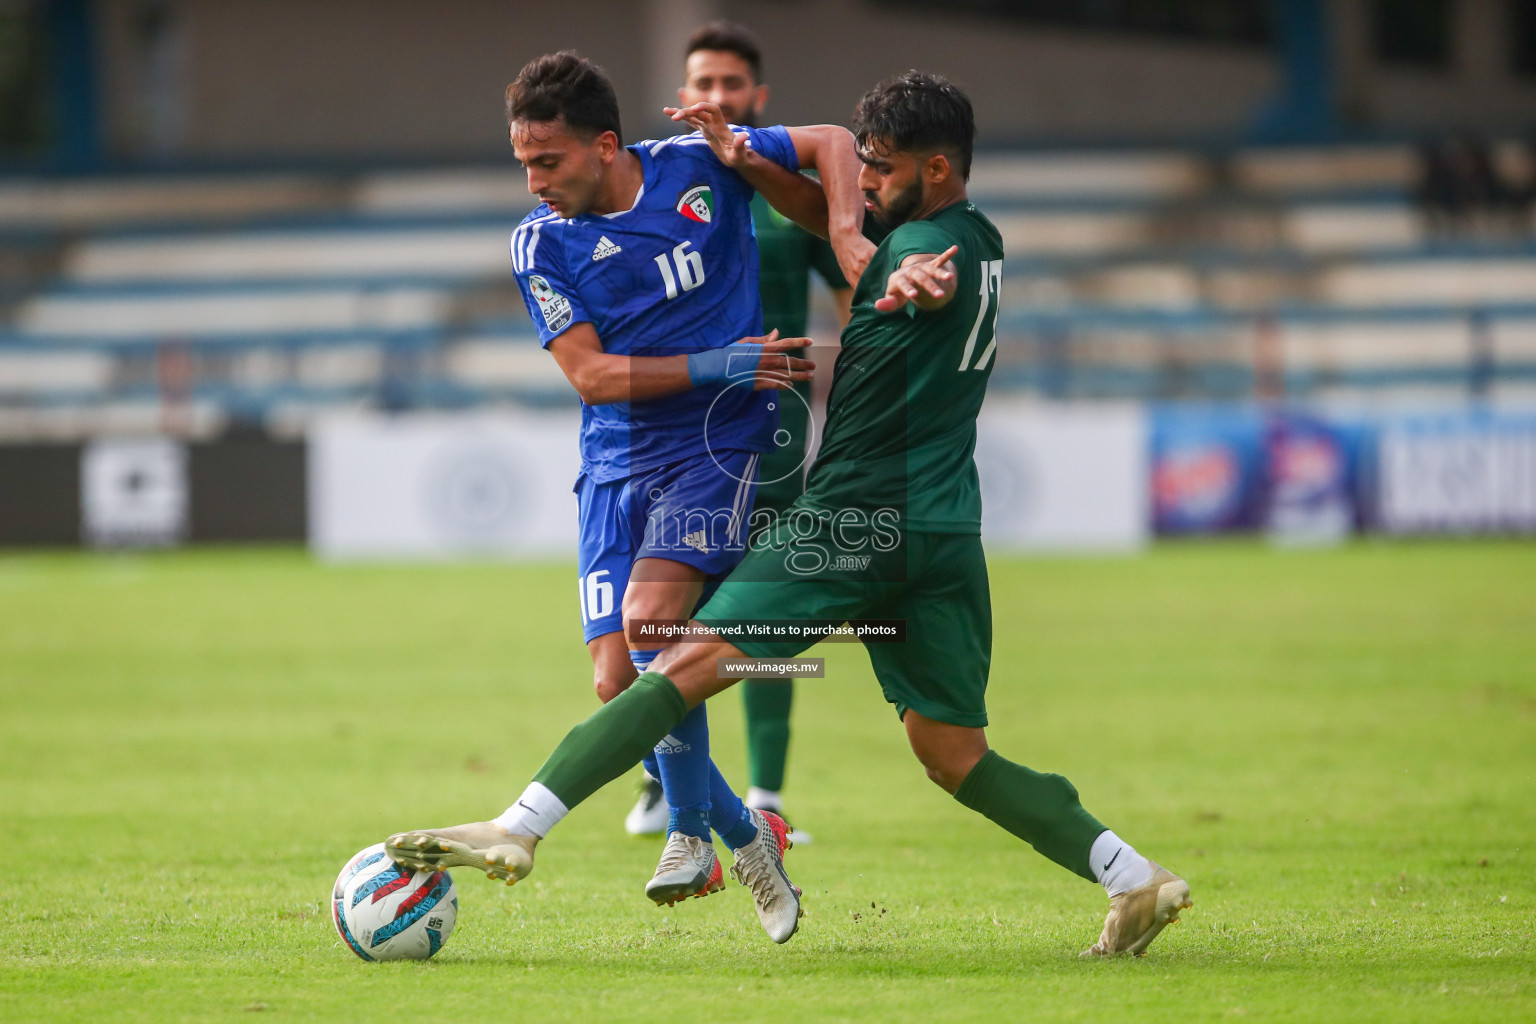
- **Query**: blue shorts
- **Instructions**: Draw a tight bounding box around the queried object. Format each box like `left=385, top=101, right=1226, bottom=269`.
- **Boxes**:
left=575, top=449, right=761, bottom=642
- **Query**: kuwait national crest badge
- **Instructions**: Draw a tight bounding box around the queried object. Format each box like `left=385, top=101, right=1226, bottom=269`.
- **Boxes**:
left=676, top=184, right=714, bottom=223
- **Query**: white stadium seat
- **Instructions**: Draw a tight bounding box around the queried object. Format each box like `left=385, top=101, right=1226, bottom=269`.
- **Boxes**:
left=65, top=229, right=514, bottom=282
left=1282, top=323, right=1476, bottom=370
left=17, top=288, right=449, bottom=338
left=354, top=170, right=537, bottom=214
left=991, top=211, right=1152, bottom=255
left=1283, top=205, right=1422, bottom=253
left=1231, top=146, right=1417, bottom=194
left=444, top=339, right=568, bottom=388
left=1320, top=261, right=1536, bottom=308
left=968, top=152, right=1207, bottom=200
left=0, top=350, right=115, bottom=394
left=0, top=176, right=337, bottom=228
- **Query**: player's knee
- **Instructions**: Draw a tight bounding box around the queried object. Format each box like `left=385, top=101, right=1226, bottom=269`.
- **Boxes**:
left=914, top=750, right=972, bottom=795
left=920, top=762, right=956, bottom=792
left=592, top=668, right=631, bottom=704
left=905, top=717, right=988, bottom=794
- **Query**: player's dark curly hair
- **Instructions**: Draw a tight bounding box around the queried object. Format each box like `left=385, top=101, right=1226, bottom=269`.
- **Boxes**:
left=505, top=51, right=622, bottom=142
left=686, top=21, right=763, bottom=82
left=852, top=71, right=974, bottom=181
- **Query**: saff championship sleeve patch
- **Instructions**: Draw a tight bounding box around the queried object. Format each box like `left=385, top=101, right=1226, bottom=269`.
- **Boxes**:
left=528, top=274, right=574, bottom=332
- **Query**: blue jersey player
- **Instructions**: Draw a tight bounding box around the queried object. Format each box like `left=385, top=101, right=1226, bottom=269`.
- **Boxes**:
left=387, top=51, right=866, bottom=943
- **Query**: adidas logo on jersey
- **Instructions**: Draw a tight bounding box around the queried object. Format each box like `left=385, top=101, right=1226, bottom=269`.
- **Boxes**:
left=681, top=530, right=711, bottom=553
left=591, top=235, right=623, bottom=261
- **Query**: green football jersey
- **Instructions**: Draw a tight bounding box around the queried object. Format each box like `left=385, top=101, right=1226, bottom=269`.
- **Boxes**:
left=801, top=200, right=1004, bottom=533
left=751, top=192, right=847, bottom=338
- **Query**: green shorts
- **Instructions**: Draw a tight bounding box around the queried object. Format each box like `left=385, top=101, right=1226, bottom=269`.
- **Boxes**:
left=697, top=513, right=991, bottom=728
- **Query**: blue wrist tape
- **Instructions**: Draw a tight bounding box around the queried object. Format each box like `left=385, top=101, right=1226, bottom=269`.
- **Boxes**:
left=687, top=343, right=764, bottom=386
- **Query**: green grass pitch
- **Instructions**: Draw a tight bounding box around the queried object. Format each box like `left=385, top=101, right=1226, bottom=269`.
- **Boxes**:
left=1, top=541, right=1532, bottom=1022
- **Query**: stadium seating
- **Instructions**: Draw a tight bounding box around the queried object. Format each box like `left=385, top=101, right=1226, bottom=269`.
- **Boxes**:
left=2, top=144, right=1535, bottom=439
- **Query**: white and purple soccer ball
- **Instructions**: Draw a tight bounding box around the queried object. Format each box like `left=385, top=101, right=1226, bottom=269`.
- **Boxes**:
left=332, top=842, right=457, bottom=961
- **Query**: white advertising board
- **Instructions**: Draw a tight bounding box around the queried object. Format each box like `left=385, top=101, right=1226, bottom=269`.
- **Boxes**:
left=309, top=412, right=581, bottom=560
left=976, top=401, right=1148, bottom=551
left=81, top=437, right=188, bottom=547
left=1379, top=417, right=1536, bottom=533
left=310, top=403, right=1148, bottom=560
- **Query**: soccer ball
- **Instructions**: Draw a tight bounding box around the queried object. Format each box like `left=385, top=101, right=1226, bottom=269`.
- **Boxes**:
left=331, top=842, right=457, bottom=961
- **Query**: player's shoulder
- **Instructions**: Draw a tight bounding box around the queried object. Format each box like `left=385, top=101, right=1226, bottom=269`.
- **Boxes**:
left=887, top=201, right=999, bottom=256
left=635, top=131, right=719, bottom=167
left=510, top=206, right=570, bottom=273
left=953, top=201, right=1004, bottom=248
left=935, top=200, right=1002, bottom=251
left=882, top=216, right=953, bottom=255
left=518, top=201, right=573, bottom=228
left=637, top=126, right=789, bottom=172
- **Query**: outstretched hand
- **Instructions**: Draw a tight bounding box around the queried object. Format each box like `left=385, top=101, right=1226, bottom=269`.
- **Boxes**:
left=737, top=328, right=816, bottom=391
left=874, top=245, right=959, bottom=313
left=664, top=102, right=750, bottom=168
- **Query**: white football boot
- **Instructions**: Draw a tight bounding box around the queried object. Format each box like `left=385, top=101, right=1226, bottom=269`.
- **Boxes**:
left=385, top=821, right=536, bottom=886
left=1081, top=861, right=1192, bottom=956
left=645, top=832, right=725, bottom=906
left=729, top=809, right=802, bottom=943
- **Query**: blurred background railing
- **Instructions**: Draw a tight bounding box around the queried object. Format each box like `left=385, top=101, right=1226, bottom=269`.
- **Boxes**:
left=3, top=139, right=1535, bottom=440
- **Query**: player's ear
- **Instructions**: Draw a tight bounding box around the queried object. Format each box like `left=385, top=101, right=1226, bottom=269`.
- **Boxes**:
left=677, top=86, right=688, bottom=106
left=925, top=152, right=952, bottom=185
left=754, top=84, right=770, bottom=115
left=596, top=130, right=620, bottom=163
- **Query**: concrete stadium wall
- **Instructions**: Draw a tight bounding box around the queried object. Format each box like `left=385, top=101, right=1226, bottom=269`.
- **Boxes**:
left=79, top=0, right=1536, bottom=164
left=95, top=0, right=651, bottom=161
left=715, top=0, right=1276, bottom=141
left=1332, top=0, right=1536, bottom=135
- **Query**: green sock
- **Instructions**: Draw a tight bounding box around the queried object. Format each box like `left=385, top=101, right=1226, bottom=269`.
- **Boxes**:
left=532, top=671, right=688, bottom=809
left=954, top=750, right=1107, bottom=881
left=743, top=680, right=793, bottom=792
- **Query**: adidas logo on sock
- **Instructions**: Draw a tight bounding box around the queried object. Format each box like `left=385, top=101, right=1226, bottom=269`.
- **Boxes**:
left=591, top=235, right=623, bottom=261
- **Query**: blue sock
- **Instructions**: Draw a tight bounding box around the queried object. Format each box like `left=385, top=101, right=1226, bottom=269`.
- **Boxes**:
left=630, top=650, right=663, bottom=782
left=653, top=702, right=712, bottom=840
left=710, top=763, right=760, bottom=850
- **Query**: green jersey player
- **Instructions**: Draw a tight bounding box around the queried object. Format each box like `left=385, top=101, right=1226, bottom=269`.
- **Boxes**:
left=390, top=72, right=1192, bottom=956
left=625, top=22, right=853, bottom=840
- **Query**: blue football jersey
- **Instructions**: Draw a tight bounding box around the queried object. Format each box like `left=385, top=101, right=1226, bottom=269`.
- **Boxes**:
left=511, top=125, right=800, bottom=484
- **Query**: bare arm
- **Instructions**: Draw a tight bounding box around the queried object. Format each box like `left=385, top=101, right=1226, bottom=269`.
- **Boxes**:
left=666, top=103, right=874, bottom=284
left=547, top=322, right=814, bottom=406
left=741, top=155, right=831, bottom=239
left=782, top=124, right=868, bottom=280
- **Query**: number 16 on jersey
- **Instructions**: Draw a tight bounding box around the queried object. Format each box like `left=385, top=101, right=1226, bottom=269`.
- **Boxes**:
left=654, top=241, right=706, bottom=300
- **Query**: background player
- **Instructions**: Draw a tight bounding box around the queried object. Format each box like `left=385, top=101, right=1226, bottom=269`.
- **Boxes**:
left=624, top=21, right=853, bottom=842
left=390, top=71, right=1189, bottom=956
left=391, top=51, right=865, bottom=938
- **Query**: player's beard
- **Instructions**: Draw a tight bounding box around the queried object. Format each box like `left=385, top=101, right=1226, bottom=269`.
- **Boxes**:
left=869, top=178, right=924, bottom=227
